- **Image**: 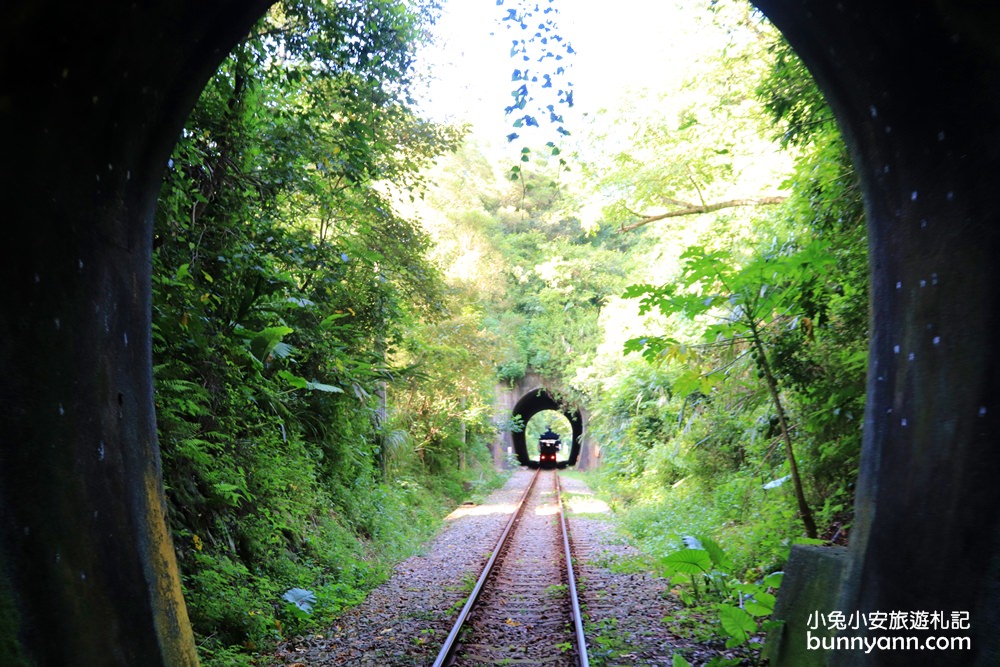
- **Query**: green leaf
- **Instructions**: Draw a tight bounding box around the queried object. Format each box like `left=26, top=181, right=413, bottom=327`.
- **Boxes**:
left=320, top=313, right=351, bottom=329
left=248, top=326, right=295, bottom=363
left=676, top=587, right=695, bottom=606
left=763, top=571, right=784, bottom=589
left=744, top=598, right=774, bottom=617
left=282, top=588, right=316, bottom=613
left=691, top=534, right=732, bottom=571
left=661, top=548, right=712, bottom=575
left=672, top=654, right=692, bottom=667
left=212, top=481, right=253, bottom=508
left=718, top=604, right=757, bottom=644
left=756, top=591, right=777, bottom=608
left=277, top=369, right=309, bottom=389
left=278, top=370, right=342, bottom=393
left=270, top=341, right=294, bottom=360
left=305, top=379, right=343, bottom=393
left=623, top=337, right=649, bottom=355
left=671, top=371, right=704, bottom=397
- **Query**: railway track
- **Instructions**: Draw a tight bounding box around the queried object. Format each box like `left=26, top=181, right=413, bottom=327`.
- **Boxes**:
left=432, top=469, right=589, bottom=667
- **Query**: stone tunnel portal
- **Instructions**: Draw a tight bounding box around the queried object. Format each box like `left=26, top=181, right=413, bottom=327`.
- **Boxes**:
left=510, top=388, right=582, bottom=469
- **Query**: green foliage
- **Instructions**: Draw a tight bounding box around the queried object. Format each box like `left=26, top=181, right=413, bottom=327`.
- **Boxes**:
left=147, top=2, right=870, bottom=664
left=756, top=35, right=834, bottom=148
left=149, top=1, right=509, bottom=664
left=673, top=654, right=693, bottom=667
left=496, top=358, right=528, bottom=384
left=580, top=5, right=787, bottom=233
left=593, top=3, right=866, bottom=542
left=623, top=231, right=842, bottom=537
left=578, top=7, right=867, bottom=663
left=585, top=617, right=632, bottom=667
left=478, top=169, right=640, bottom=386
left=657, top=537, right=782, bottom=662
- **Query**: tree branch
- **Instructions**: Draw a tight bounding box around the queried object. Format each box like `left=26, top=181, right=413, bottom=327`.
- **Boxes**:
left=618, top=196, right=787, bottom=232
left=685, top=164, right=707, bottom=208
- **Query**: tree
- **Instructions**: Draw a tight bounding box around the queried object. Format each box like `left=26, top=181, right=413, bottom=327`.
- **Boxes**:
left=623, top=238, right=837, bottom=539
left=149, top=0, right=478, bottom=658
left=578, top=4, right=790, bottom=236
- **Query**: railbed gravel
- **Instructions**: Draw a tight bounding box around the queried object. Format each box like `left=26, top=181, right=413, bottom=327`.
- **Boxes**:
left=560, top=475, right=709, bottom=667
left=271, top=471, right=711, bottom=666
left=271, top=470, right=535, bottom=666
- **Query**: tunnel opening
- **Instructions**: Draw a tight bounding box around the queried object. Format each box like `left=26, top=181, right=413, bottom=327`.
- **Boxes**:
left=510, top=388, right=582, bottom=469
left=523, top=410, right=572, bottom=467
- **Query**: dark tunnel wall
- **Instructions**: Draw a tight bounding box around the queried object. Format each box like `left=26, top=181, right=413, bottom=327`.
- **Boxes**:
left=1, top=2, right=1000, bottom=666
left=0, top=2, right=273, bottom=665
left=510, top=388, right=582, bottom=468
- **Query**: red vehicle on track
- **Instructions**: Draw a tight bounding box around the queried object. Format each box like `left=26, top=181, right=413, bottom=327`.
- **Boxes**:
left=537, top=427, right=561, bottom=469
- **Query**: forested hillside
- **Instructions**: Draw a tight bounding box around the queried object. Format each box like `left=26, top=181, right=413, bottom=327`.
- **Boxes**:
left=150, top=0, right=867, bottom=663
left=151, top=1, right=505, bottom=663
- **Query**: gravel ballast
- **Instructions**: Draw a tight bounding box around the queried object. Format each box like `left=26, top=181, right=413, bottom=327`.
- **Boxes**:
left=271, top=470, right=709, bottom=666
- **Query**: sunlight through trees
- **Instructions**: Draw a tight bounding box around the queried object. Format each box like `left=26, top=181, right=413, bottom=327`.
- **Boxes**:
left=148, top=1, right=866, bottom=662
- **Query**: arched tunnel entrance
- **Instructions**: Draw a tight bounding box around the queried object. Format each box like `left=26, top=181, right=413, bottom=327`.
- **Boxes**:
left=2, top=2, right=1000, bottom=666
left=510, top=387, right=582, bottom=469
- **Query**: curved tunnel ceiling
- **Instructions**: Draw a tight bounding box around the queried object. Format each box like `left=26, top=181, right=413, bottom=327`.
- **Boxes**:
left=510, top=387, right=582, bottom=468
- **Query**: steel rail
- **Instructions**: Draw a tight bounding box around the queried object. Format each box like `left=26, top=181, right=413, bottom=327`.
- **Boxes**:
left=555, top=472, right=590, bottom=667
left=431, top=468, right=541, bottom=667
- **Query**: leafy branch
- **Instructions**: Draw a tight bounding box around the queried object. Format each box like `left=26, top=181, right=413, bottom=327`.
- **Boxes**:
left=624, top=242, right=833, bottom=538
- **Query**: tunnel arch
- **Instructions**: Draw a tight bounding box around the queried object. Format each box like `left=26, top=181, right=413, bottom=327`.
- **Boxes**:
left=510, top=387, right=583, bottom=468
left=1, top=2, right=1000, bottom=666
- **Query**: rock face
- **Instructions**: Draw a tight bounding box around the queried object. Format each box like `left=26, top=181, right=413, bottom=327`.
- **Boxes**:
left=1, top=2, right=999, bottom=665
left=763, top=546, right=850, bottom=667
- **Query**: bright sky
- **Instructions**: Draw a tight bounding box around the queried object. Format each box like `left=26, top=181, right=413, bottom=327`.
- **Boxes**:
left=415, top=0, right=733, bottom=155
